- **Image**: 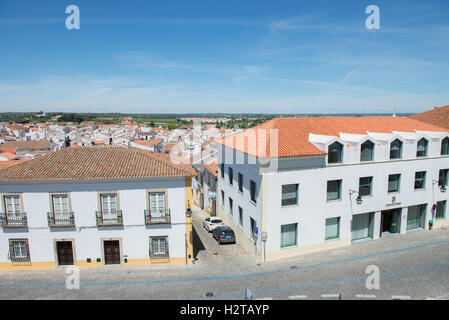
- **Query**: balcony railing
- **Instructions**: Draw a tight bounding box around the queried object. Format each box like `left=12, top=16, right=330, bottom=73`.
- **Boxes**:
left=1, top=213, right=27, bottom=227
left=47, top=212, right=75, bottom=227
left=96, top=210, right=123, bottom=226
left=145, top=209, right=171, bottom=225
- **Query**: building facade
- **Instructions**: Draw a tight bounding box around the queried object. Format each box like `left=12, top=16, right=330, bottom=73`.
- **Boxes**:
left=0, top=147, right=194, bottom=270
left=216, top=117, right=449, bottom=263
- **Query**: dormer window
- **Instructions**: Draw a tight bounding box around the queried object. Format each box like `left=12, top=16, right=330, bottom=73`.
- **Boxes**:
left=441, top=137, right=449, bottom=156
left=360, top=140, right=374, bottom=162
left=328, top=142, right=343, bottom=164
left=390, top=139, right=402, bottom=160
left=417, top=138, right=428, bottom=157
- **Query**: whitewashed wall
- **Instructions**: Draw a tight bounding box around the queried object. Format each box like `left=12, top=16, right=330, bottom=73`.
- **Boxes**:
left=0, top=177, right=187, bottom=264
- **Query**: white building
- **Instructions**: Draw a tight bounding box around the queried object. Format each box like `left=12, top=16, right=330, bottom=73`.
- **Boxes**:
left=0, top=146, right=195, bottom=270
left=193, top=160, right=218, bottom=216
left=216, top=117, right=449, bottom=263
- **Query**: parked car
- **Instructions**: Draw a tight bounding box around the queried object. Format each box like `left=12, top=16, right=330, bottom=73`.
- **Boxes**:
left=203, top=217, right=224, bottom=232
left=212, top=226, right=236, bottom=244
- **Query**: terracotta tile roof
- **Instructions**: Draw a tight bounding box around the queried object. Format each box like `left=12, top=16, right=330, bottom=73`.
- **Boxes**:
left=203, top=160, right=218, bottom=177
left=0, top=146, right=194, bottom=181
left=0, top=146, right=17, bottom=154
left=0, top=159, right=30, bottom=171
left=409, top=105, right=449, bottom=129
left=0, top=139, right=51, bottom=150
left=132, top=138, right=163, bottom=147
left=218, top=116, right=449, bottom=158
left=0, top=152, right=20, bottom=160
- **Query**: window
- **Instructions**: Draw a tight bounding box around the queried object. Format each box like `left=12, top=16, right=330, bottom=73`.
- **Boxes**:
left=220, top=163, right=224, bottom=179
left=50, top=194, right=72, bottom=225
left=439, top=169, right=449, bottom=187
left=3, top=195, right=23, bottom=225
left=414, top=171, right=426, bottom=190
left=250, top=180, right=257, bottom=203
left=390, top=139, right=403, bottom=159
left=221, top=190, right=225, bottom=206
left=149, top=236, right=169, bottom=258
left=250, top=218, right=257, bottom=241
left=100, top=193, right=118, bottom=214
left=228, top=167, right=233, bottom=185
left=328, top=142, right=343, bottom=164
left=417, top=138, right=428, bottom=157
left=229, top=197, right=233, bottom=215
left=359, top=177, right=373, bottom=197
left=238, top=173, right=243, bottom=193
left=282, top=184, right=298, bottom=206
left=238, top=206, right=243, bottom=227
left=9, top=239, right=30, bottom=262
left=361, top=140, right=374, bottom=162
left=148, top=192, right=167, bottom=221
left=281, top=224, right=297, bottom=248
left=436, top=201, right=447, bottom=220
left=388, top=174, right=401, bottom=193
left=442, top=137, right=449, bottom=156
left=325, top=217, right=340, bottom=240
left=327, top=180, right=342, bottom=201
left=98, top=193, right=120, bottom=224
left=407, top=204, right=425, bottom=230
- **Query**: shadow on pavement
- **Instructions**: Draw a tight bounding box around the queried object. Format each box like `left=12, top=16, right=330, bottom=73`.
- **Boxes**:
left=192, top=225, right=205, bottom=260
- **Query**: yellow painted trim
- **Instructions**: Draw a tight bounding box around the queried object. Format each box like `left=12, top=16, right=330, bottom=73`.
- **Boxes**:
left=125, top=257, right=185, bottom=265
left=76, top=260, right=103, bottom=268
left=0, top=261, right=56, bottom=271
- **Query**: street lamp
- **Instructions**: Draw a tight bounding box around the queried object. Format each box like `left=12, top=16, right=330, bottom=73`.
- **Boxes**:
left=349, top=189, right=363, bottom=205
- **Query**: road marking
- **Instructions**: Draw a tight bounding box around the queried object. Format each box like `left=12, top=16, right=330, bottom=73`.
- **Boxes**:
left=356, top=294, right=377, bottom=299
left=288, top=295, right=308, bottom=299
left=256, top=297, right=273, bottom=300
left=391, top=295, right=411, bottom=300
left=321, top=294, right=341, bottom=298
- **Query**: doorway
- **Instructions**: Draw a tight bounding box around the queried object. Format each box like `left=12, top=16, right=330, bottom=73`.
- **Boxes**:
left=381, top=209, right=401, bottom=236
left=103, top=240, right=121, bottom=265
left=56, top=241, right=74, bottom=266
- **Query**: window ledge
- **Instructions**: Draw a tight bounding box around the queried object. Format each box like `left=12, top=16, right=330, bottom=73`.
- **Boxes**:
left=326, top=199, right=342, bottom=203
left=281, top=204, right=299, bottom=209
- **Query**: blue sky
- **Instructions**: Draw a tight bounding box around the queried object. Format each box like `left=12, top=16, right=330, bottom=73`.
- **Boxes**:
left=0, top=0, right=448, bottom=114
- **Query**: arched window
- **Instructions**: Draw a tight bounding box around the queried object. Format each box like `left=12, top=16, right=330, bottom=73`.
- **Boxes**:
left=328, top=142, right=343, bottom=164
left=441, top=137, right=449, bottom=156
left=360, top=140, right=375, bottom=162
left=390, top=139, right=402, bottom=159
left=417, top=138, right=428, bottom=157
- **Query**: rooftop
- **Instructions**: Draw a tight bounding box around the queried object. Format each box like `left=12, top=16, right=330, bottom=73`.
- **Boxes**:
left=0, top=146, right=195, bottom=182
left=409, top=105, right=449, bottom=129
left=218, top=116, right=449, bottom=158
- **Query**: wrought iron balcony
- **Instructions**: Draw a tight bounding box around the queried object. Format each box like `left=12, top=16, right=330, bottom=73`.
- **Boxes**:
left=47, top=211, right=75, bottom=227
left=1, top=213, right=27, bottom=227
left=96, top=210, right=123, bottom=226
left=145, top=209, right=171, bottom=225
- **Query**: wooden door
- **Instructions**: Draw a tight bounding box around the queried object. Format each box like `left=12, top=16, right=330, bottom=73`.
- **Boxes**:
left=104, top=240, right=120, bottom=265
left=56, top=241, right=74, bottom=266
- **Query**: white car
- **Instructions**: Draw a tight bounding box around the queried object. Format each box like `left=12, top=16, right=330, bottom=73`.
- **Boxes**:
left=203, top=217, right=224, bottom=232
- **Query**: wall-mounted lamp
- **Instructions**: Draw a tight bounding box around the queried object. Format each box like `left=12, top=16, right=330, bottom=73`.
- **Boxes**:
left=349, top=189, right=363, bottom=205
left=433, top=180, right=447, bottom=193
left=186, top=200, right=192, bottom=217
